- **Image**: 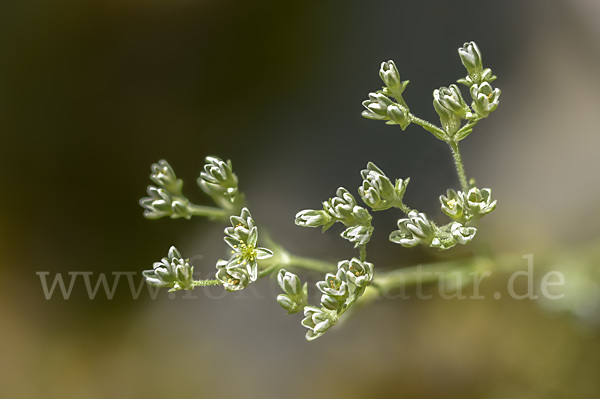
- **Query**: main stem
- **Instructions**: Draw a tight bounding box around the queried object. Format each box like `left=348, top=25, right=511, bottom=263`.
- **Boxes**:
left=448, top=139, right=469, bottom=192
left=189, top=204, right=229, bottom=220
left=286, top=254, right=337, bottom=273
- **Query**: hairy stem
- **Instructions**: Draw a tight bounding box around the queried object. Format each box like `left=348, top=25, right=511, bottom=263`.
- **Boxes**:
left=409, top=114, right=446, bottom=140
left=192, top=279, right=222, bottom=287
left=395, top=200, right=413, bottom=215
left=448, top=139, right=469, bottom=192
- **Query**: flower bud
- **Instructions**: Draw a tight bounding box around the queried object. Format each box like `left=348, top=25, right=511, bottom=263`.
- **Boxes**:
left=379, top=60, right=402, bottom=92
left=321, top=294, right=344, bottom=310
left=295, top=209, right=332, bottom=229
left=341, top=224, right=373, bottom=247
left=433, top=85, right=467, bottom=135
left=276, top=270, right=307, bottom=314
left=197, top=156, right=240, bottom=206
left=458, top=41, right=483, bottom=77
left=302, top=306, right=335, bottom=341
left=150, top=160, right=183, bottom=196
left=143, top=246, right=194, bottom=291
left=278, top=269, right=302, bottom=296
left=389, top=211, right=436, bottom=247
left=387, top=104, right=411, bottom=130
left=323, top=187, right=357, bottom=221
left=359, top=163, right=409, bottom=212
left=361, top=92, right=394, bottom=121
left=140, top=186, right=191, bottom=219
left=277, top=294, right=297, bottom=313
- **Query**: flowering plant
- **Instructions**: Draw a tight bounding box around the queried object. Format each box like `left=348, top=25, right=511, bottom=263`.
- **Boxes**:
left=139, top=41, right=500, bottom=340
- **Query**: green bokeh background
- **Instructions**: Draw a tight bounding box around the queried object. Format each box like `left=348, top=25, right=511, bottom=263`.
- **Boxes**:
left=2, top=0, right=600, bottom=398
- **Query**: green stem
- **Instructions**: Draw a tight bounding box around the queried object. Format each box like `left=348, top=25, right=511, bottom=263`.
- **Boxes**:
left=359, top=245, right=367, bottom=262
left=371, top=256, right=488, bottom=294
left=255, top=249, right=337, bottom=280
left=192, top=279, right=222, bottom=287
left=286, top=254, right=337, bottom=273
left=188, top=204, right=229, bottom=220
left=261, top=234, right=337, bottom=274
left=448, top=139, right=469, bottom=192
left=394, top=200, right=413, bottom=215
left=409, top=115, right=447, bottom=140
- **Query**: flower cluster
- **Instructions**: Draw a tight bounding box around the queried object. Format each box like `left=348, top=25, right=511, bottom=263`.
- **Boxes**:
left=197, top=156, right=243, bottom=212
left=358, top=162, right=409, bottom=211
left=301, top=258, right=374, bottom=340
left=457, top=41, right=497, bottom=87
left=140, top=160, right=192, bottom=219
left=430, top=42, right=501, bottom=139
left=277, top=270, right=308, bottom=314
left=296, top=187, right=373, bottom=247
left=433, top=84, right=471, bottom=135
left=456, top=42, right=501, bottom=120
left=389, top=211, right=477, bottom=250
left=361, top=60, right=411, bottom=130
left=143, top=246, right=194, bottom=291
left=215, top=208, right=273, bottom=291
left=440, top=187, right=497, bottom=223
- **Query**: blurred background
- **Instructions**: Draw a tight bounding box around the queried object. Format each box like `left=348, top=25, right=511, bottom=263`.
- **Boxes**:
left=1, top=0, right=600, bottom=397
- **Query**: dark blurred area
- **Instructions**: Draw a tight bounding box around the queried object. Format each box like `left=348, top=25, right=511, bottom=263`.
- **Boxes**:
left=2, top=0, right=600, bottom=398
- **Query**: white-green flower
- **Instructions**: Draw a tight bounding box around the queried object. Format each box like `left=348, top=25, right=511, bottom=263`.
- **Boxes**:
left=338, top=258, right=374, bottom=289
left=215, top=259, right=250, bottom=291
left=143, top=246, right=194, bottom=291
left=222, top=207, right=273, bottom=282
left=140, top=186, right=191, bottom=219
left=316, top=269, right=350, bottom=311
left=140, top=160, right=192, bottom=219
left=197, top=156, right=242, bottom=211
left=389, top=211, right=436, bottom=247
left=359, top=162, right=409, bottom=211
left=463, top=187, right=497, bottom=216
left=470, top=82, right=501, bottom=118
left=458, top=41, right=483, bottom=77
left=294, top=209, right=334, bottom=231
left=457, top=41, right=497, bottom=87
left=386, top=104, right=411, bottom=130
left=433, top=84, right=472, bottom=135
left=379, top=60, right=403, bottom=93
left=434, top=84, right=471, bottom=120
left=323, top=188, right=369, bottom=224
left=361, top=92, right=394, bottom=121
left=150, top=160, right=184, bottom=195
left=301, top=306, right=336, bottom=341
left=440, top=187, right=496, bottom=223
left=296, top=187, right=373, bottom=246
left=450, top=222, right=477, bottom=245
left=341, top=225, right=373, bottom=247
left=440, top=188, right=466, bottom=222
